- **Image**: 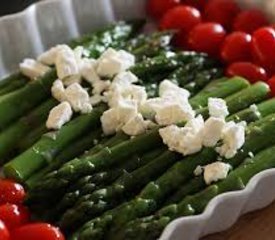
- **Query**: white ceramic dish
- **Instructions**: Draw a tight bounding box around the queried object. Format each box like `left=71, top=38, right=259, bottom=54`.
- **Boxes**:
left=1, top=0, right=275, bottom=239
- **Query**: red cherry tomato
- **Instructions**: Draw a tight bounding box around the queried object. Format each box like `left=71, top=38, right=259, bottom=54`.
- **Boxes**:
left=204, top=0, right=240, bottom=30
left=226, top=62, right=268, bottom=83
left=10, top=223, right=65, bottom=240
left=0, top=220, right=9, bottom=240
left=252, top=27, right=275, bottom=73
left=182, top=0, right=207, bottom=11
left=221, top=31, right=252, bottom=63
left=0, top=180, right=25, bottom=205
left=0, top=204, right=30, bottom=230
left=267, top=76, right=275, bottom=96
left=147, top=0, right=181, bottom=19
left=233, top=9, right=269, bottom=34
left=160, top=5, right=201, bottom=32
left=188, top=22, right=226, bottom=56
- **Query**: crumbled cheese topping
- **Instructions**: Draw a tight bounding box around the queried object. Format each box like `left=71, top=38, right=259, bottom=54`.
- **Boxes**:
left=96, top=48, right=135, bottom=78
left=159, top=115, right=204, bottom=156
left=55, top=46, right=80, bottom=85
left=208, top=98, right=229, bottom=118
left=216, top=121, right=246, bottom=159
left=194, top=165, right=203, bottom=176
left=64, top=83, right=93, bottom=114
left=51, top=79, right=66, bottom=102
left=202, top=117, right=225, bottom=147
left=46, top=102, right=73, bottom=130
left=38, top=45, right=69, bottom=66
left=250, top=104, right=261, bottom=118
left=122, top=113, right=149, bottom=136
left=19, top=59, right=50, bottom=80
left=203, top=162, right=231, bottom=185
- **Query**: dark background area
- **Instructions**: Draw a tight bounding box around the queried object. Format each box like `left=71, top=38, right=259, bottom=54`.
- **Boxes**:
left=0, top=0, right=40, bottom=16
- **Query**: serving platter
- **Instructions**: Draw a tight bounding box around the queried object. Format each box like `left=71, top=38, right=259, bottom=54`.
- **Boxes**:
left=1, top=0, right=275, bottom=239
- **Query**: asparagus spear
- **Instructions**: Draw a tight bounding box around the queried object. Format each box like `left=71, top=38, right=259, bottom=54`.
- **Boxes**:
left=4, top=105, right=107, bottom=182
left=25, top=129, right=103, bottom=188
left=0, top=99, right=58, bottom=162
left=59, top=148, right=177, bottom=230
left=122, top=144, right=275, bottom=240
left=197, top=82, right=270, bottom=119
left=0, top=76, right=29, bottom=96
left=75, top=113, right=275, bottom=240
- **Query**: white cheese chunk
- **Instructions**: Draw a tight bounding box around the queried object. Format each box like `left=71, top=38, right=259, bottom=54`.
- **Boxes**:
left=90, top=94, right=107, bottom=106
left=64, top=83, right=92, bottom=114
left=250, top=104, right=261, bottom=118
left=122, top=113, right=148, bottom=136
left=80, top=58, right=101, bottom=84
left=112, top=71, right=138, bottom=86
left=56, top=46, right=80, bottom=85
left=46, top=101, right=73, bottom=130
left=159, top=80, right=190, bottom=100
left=194, top=165, right=203, bottom=176
left=38, top=44, right=70, bottom=65
left=96, top=48, right=135, bottom=78
left=208, top=98, right=229, bottom=118
left=216, top=121, right=246, bottom=159
left=101, top=99, right=137, bottom=135
left=159, top=115, right=204, bottom=156
left=92, top=80, right=111, bottom=95
left=51, top=79, right=66, bottom=102
left=202, top=117, right=226, bottom=147
left=139, top=98, right=164, bottom=120
left=203, top=162, right=231, bottom=185
left=155, top=103, right=195, bottom=126
left=19, top=59, right=50, bottom=80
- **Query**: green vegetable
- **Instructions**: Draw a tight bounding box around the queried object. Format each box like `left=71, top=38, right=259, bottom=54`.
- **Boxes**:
left=190, top=77, right=250, bottom=109
left=0, top=99, right=57, bottom=162
left=197, top=81, right=270, bottom=118
left=122, top=144, right=275, bottom=240
left=3, top=105, right=106, bottom=182
left=59, top=149, right=178, bottom=230
left=0, top=75, right=29, bottom=96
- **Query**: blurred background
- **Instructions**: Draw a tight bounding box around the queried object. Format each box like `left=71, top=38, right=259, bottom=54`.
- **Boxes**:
left=0, top=0, right=39, bottom=16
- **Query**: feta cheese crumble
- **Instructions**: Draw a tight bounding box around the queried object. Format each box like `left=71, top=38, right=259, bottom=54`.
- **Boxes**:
left=19, top=59, right=50, bottom=80
left=38, top=44, right=69, bottom=66
left=64, top=83, right=93, bottom=114
left=51, top=79, right=66, bottom=102
left=55, top=46, right=80, bottom=85
left=208, top=98, right=229, bottom=118
left=203, top=162, right=231, bottom=185
left=216, top=121, right=247, bottom=159
left=96, top=48, right=135, bottom=78
left=202, top=117, right=225, bottom=147
left=122, top=113, right=149, bottom=136
left=46, top=102, right=73, bottom=130
left=159, top=115, right=204, bottom=156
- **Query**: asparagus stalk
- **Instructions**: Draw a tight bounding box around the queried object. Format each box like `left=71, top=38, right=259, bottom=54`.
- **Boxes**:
left=76, top=113, right=275, bottom=240
left=26, top=129, right=103, bottom=188
left=0, top=99, right=58, bottom=162
left=197, top=82, right=270, bottom=119
left=122, top=144, right=275, bottom=240
left=59, top=148, right=177, bottom=230
left=3, top=105, right=107, bottom=182
left=0, top=76, right=29, bottom=96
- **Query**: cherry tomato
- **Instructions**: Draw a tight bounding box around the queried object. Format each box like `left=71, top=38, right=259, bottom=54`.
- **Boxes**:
left=226, top=62, right=268, bottom=83
left=267, top=76, right=275, bottom=97
left=182, top=0, right=207, bottom=11
left=221, top=31, right=252, bottom=63
left=10, top=223, right=65, bottom=240
left=0, top=204, right=30, bottom=230
left=233, top=9, right=269, bottom=34
left=160, top=5, right=201, bottom=32
left=147, top=0, right=180, bottom=19
left=188, top=22, right=226, bottom=56
left=0, top=180, right=25, bottom=205
left=252, top=27, right=275, bottom=73
left=204, top=0, right=240, bottom=30
left=0, top=220, right=9, bottom=240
